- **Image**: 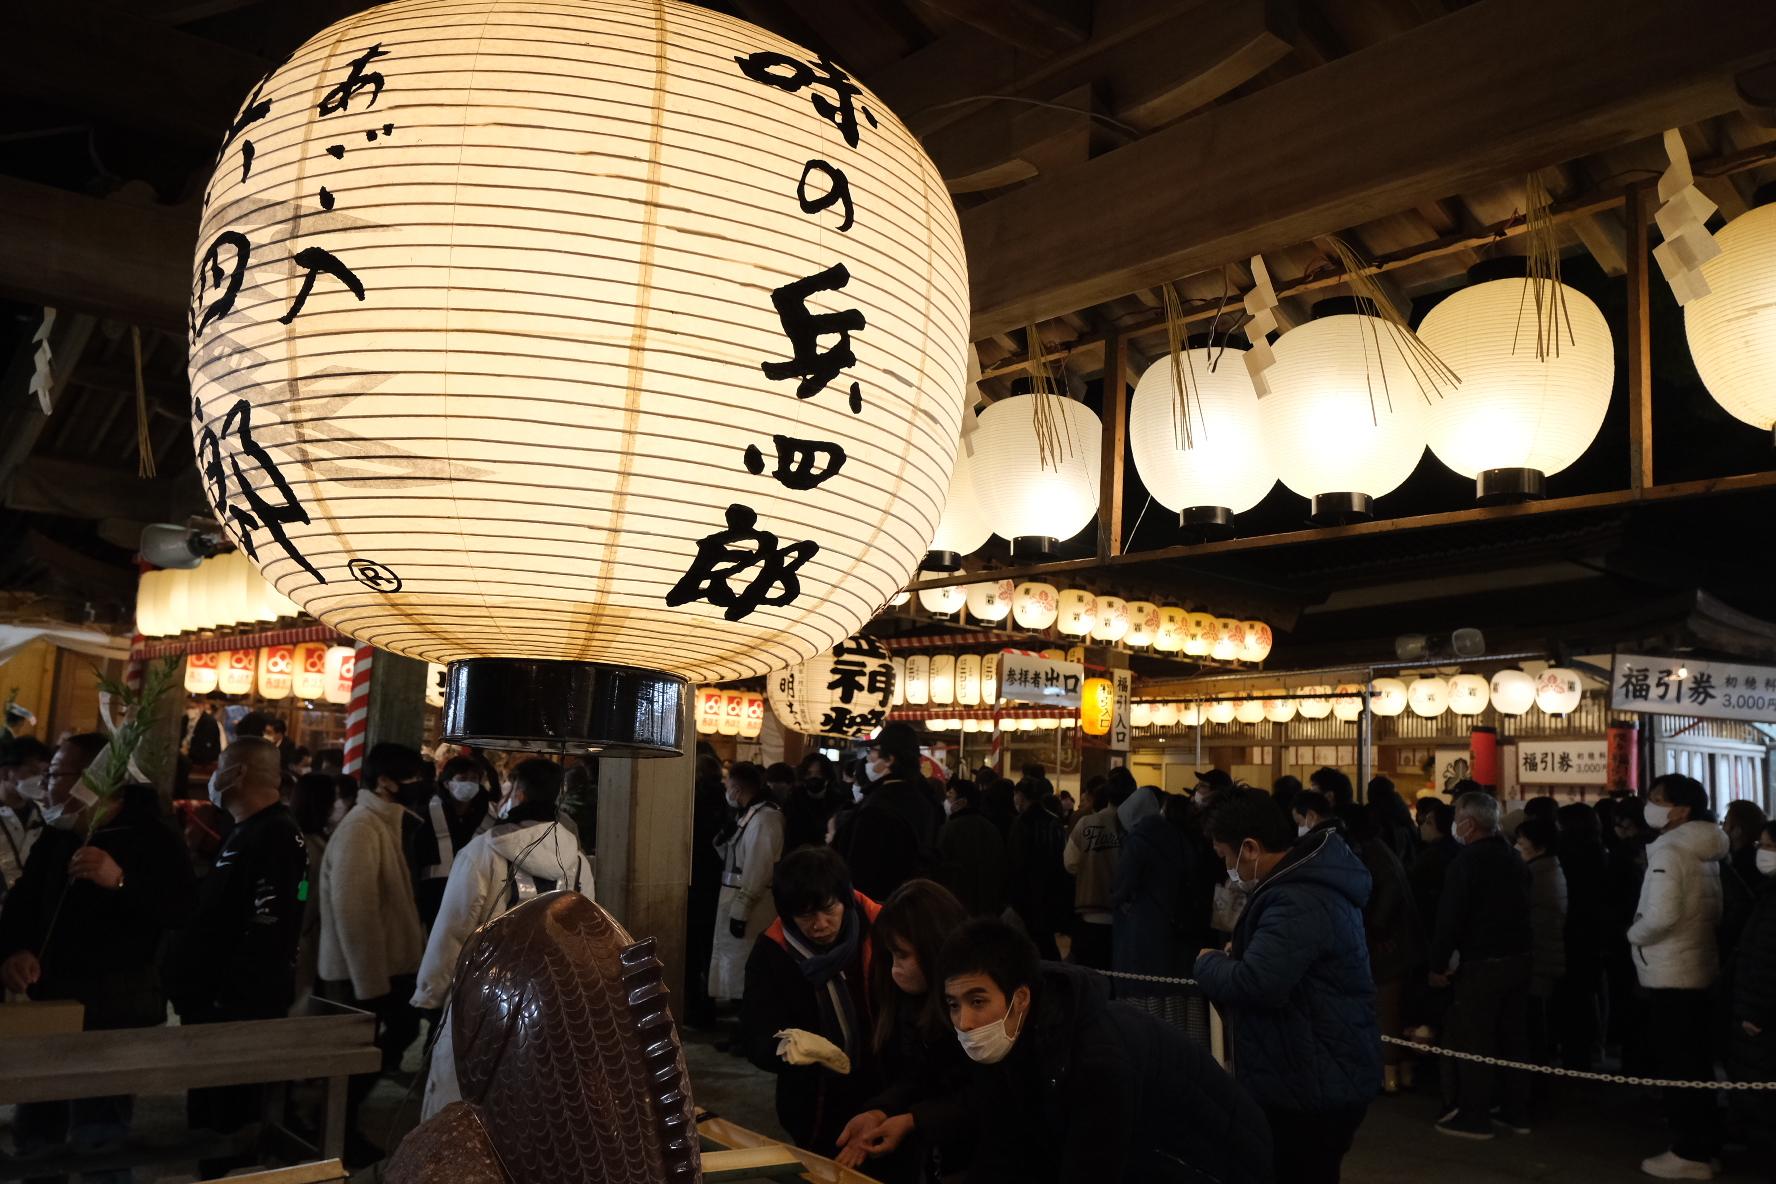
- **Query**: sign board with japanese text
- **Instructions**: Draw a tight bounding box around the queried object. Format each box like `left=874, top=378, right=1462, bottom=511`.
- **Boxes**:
left=1111, top=669, right=1133, bottom=753
left=1611, top=653, right=1776, bottom=722
left=1516, top=740, right=1609, bottom=785
left=995, top=651, right=1083, bottom=708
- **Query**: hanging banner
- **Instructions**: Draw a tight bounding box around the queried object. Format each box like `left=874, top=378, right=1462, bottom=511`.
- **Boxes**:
left=1611, top=652, right=1776, bottom=722
left=1111, top=668, right=1132, bottom=753
left=1516, top=739, right=1609, bottom=785
left=996, top=650, right=1083, bottom=707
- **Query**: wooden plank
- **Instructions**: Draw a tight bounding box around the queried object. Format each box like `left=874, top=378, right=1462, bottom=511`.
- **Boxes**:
left=697, top=1114, right=885, bottom=1184
left=919, top=0, right=1089, bottom=53
left=199, top=1161, right=349, bottom=1184
left=700, top=1146, right=809, bottom=1181
left=961, top=0, right=1776, bottom=337
left=1097, top=329, right=1128, bottom=559
left=6, top=457, right=207, bottom=522
left=1625, top=181, right=1654, bottom=489
left=0, top=1047, right=382, bottom=1105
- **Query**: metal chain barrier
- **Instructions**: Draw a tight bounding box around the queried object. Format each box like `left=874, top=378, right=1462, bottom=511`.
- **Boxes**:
left=1093, top=968, right=1776, bottom=1091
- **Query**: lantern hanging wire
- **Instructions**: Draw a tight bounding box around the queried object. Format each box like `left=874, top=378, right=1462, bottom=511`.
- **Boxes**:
left=1326, top=236, right=1460, bottom=423
left=1161, top=282, right=1205, bottom=451
left=1023, top=320, right=1075, bottom=472
left=1518, top=171, right=1575, bottom=362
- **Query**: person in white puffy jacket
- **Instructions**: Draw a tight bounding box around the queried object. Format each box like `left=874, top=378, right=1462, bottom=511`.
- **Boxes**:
left=410, top=757, right=594, bottom=1119
left=1627, top=774, right=1728, bottom=1182
left=709, top=762, right=785, bottom=1003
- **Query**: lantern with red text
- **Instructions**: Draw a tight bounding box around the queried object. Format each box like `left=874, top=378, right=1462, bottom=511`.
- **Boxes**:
left=292, top=642, right=330, bottom=700
left=694, top=688, right=725, bottom=735
left=323, top=646, right=355, bottom=705
left=185, top=651, right=220, bottom=695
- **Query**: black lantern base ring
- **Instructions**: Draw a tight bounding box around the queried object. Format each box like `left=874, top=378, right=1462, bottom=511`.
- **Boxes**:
left=442, top=658, right=686, bottom=756
left=1011, top=535, right=1057, bottom=561
left=1180, top=505, right=1235, bottom=540
left=1309, top=492, right=1373, bottom=525
left=1476, top=467, right=1546, bottom=504
left=922, top=549, right=964, bottom=573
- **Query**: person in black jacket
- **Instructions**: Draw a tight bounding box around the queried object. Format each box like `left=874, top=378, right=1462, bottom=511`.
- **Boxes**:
left=1430, top=790, right=1534, bottom=1139
left=784, top=753, right=842, bottom=851
left=936, top=777, right=1007, bottom=918
left=833, top=723, right=940, bottom=901
left=406, top=754, right=491, bottom=930
left=897, top=918, right=1272, bottom=1184
left=1005, top=779, right=1070, bottom=960
left=683, top=752, right=728, bottom=1028
left=1554, top=802, right=1608, bottom=1070
left=1341, top=803, right=1423, bottom=1095
left=0, top=735, right=197, bottom=1175
left=1728, top=820, right=1776, bottom=1181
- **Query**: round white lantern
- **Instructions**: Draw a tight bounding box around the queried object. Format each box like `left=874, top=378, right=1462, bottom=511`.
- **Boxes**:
left=981, top=654, right=999, bottom=704
left=1448, top=673, right=1490, bottom=716
left=1239, top=620, right=1273, bottom=663
left=1418, top=278, right=1613, bottom=495
left=1129, top=347, right=1276, bottom=519
left=1685, top=204, right=1776, bottom=430
left=1205, top=697, right=1237, bottom=724
left=1154, top=606, right=1187, bottom=653
left=1263, top=692, right=1297, bottom=724
left=1017, top=717, right=1039, bottom=732
left=903, top=655, right=931, bottom=706
left=918, top=581, right=968, bottom=617
left=1535, top=667, right=1584, bottom=716
left=257, top=645, right=295, bottom=701
left=1037, top=717, right=1060, bottom=731
left=1151, top=702, right=1181, bottom=727
left=188, top=0, right=968, bottom=755
left=1210, top=617, right=1242, bottom=661
left=1124, top=602, right=1160, bottom=647
left=1369, top=677, right=1408, bottom=717
left=693, top=688, right=722, bottom=735
left=928, top=654, right=956, bottom=705
left=1260, top=314, right=1431, bottom=518
left=1297, top=685, right=1332, bottom=720
left=1183, top=611, right=1214, bottom=657
left=971, top=395, right=1102, bottom=551
left=1490, top=669, right=1537, bottom=716
left=1407, top=676, right=1450, bottom=718
left=767, top=635, right=896, bottom=737
left=890, top=657, right=906, bottom=706
left=998, top=717, right=1019, bottom=732
left=961, top=718, right=982, bottom=733
left=1235, top=698, right=1267, bottom=724
left=1056, top=589, right=1098, bottom=637
left=1331, top=683, right=1364, bottom=722
left=218, top=649, right=256, bottom=696
left=1012, top=582, right=1059, bottom=630
left=1130, top=701, right=1153, bottom=728
left=1089, top=596, right=1129, bottom=643
left=323, top=646, right=356, bottom=705
left=1180, top=703, right=1202, bottom=727
left=955, top=654, right=982, bottom=706
left=292, top=641, right=330, bottom=701
left=926, top=439, right=993, bottom=569
left=965, top=579, right=1014, bottom=623
left=890, top=590, right=912, bottom=607
left=184, top=651, right=220, bottom=696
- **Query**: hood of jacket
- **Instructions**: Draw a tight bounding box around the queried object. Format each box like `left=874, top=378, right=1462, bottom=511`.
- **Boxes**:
left=1025, top=960, right=1109, bottom=1048
left=1254, top=825, right=1372, bottom=912
left=1653, top=819, right=1730, bottom=864
left=488, top=819, right=588, bottom=881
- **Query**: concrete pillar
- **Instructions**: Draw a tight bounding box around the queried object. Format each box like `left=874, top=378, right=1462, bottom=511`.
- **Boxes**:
left=365, top=651, right=427, bottom=752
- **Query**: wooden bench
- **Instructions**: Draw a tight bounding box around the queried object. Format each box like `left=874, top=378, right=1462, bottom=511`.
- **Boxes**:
left=698, top=1112, right=883, bottom=1184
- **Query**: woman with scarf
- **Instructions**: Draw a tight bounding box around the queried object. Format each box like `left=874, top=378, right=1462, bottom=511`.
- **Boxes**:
left=741, top=845, right=883, bottom=1156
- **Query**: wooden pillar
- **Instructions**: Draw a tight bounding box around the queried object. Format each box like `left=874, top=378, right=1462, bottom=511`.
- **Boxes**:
left=1096, top=330, right=1128, bottom=559
left=364, top=651, right=427, bottom=753
left=1625, top=181, right=1654, bottom=489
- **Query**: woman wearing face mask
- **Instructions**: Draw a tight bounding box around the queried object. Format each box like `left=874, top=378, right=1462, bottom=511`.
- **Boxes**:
left=407, top=755, right=496, bottom=930
left=709, top=762, right=785, bottom=1006
left=1727, top=820, right=1776, bottom=1179
left=831, top=723, right=941, bottom=902
left=923, top=917, right=1272, bottom=1184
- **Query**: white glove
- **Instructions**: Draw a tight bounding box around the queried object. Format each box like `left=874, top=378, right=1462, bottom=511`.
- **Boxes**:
left=774, top=1028, right=851, bottom=1075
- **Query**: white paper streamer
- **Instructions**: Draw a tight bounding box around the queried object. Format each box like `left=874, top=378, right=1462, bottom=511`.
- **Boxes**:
left=1652, top=128, right=1721, bottom=306
left=1242, top=255, right=1280, bottom=395
left=29, top=307, right=55, bottom=414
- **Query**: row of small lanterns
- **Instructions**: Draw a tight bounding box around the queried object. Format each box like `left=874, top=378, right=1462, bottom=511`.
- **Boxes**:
left=923, top=716, right=1077, bottom=733
left=183, top=643, right=357, bottom=703
left=691, top=688, right=768, bottom=739
left=137, top=553, right=299, bottom=639
left=1132, top=667, right=1584, bottom=727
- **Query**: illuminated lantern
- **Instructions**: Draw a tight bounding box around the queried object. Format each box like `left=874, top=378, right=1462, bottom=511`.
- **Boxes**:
left=257, top=645, right=295, bottom=700
left=890, top=590, right=911, bottom=607
left=1535, top=667, right=1583, bottom=716
left=1263, top=692, right=1297, bottom=724
left=1124, top=602, right=1160, bottom=648
left=918, top=582, right=967, bottom=617
left=323, top=646, right=355, bottom=705
left=1369, top=678, right=1408, bottom=717
left=1419, top=276, right=1614, bottom=499
left=218, top=649, right=256, bottom=696
left=1298, top=685, right=1332, bottom=720
left=292, top=642, right=330, bottom=700
left=1154, top=606, right=1187, bottom=653
left=186, top=561, right=224, bottom=632
left=1040, top=648, right=1066, bottom=662
left=929, top=654, right=957, bottom=705
left=1056, top=589, right=1098, bottom=637
left=972, top=395, right=1102, bottom=554
left=926, top=438, right=993, bottom=571
left=425, top=663, right=449, bottom=708
left=1449, top=673, right=1490, bottom=716
left=1129, top=346, right=1276, bottom=528
left=1183, top=611, right=1214, bottom=657
left=1205, top=697, right=1236, bottom=724
left=1210, top=617, right=1242, bottom=661
left=962, top=719, right=982, bottom=733
left=1130, top=702, right=1153, bottom=728
left=135, top=569, right=169, bottom=637
left=1090, top=596, right=1129, bottom=643
left=965, top=579, right=1014, bottom=623
left=1235, top=698, right=1267, bottom=724
left=956, top=654, right=982, bottom=706
left=694, top=687, right=725, bottom=735
left=1017, top=717, right=1039, bottom=732
left=768, top=635, right=895, bottom=736
left=998, top=717, right=1019, bottom=732
left=719, top=692, right=745, bottom=736
left=890, top=658, right=906, bottom=706
left=1037, top=717, right=1060, bottom=730
left=903, top=655, right=931, bottom=706
left=740, top=693, right=766, bottom=739
left=1180, top=703, right=1202, bottom=727
left=190, top=0, right=970, bottom=756
left=1260, top=312, right=1432, bottom=520
left=1081, top=678, right=1114, bottom=736
left=1490, top=669, right=1537, bottom=716
left=1331, top=683, right=1364, bottom=722
left=1239, top=621, right=1273, bottom=663
left=1408, top=676, right=1450, bottom=717
left=1012, top=582, right=1059, bottom=630
left=184, top=650, right=220, bottom=695
left=981, top=654, right=999, bottom=703
left=1685, top=204, right=1776, bottom=431
left=925, top=719, right=947, bottom=733
left=1151, top=702, right=1180, bottom=727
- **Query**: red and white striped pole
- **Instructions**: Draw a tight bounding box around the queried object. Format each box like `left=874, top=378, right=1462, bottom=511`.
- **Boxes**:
left=341, top=644, right=375, bottom=779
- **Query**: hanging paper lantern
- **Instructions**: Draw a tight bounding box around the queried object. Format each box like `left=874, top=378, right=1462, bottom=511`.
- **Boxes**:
left=1205, top=697, right=1236, bottom=724
left=1154, top=606, right=1187, bottom=653
left=292, top=641, right=330, bottom=700
left=890, top=657, right=906, bottom=707
left=1081, top=678, right=1115, bottom=736
left=926, top=437, right=993, bottom=570
left=981, top=654, right=1000, bottom=704
left=1408, top=676, right=1450, bottom=718
left=962, top=718, right=982, bottom=733
left=890, top=590, right=912, bottom=608
left=971, top=395, right=1103, bottom=552
left=718, top=691, right=745, bottom=736
left=323, top=646, right=355, bottom=705
left=1298, top=685, right=1332, bottom=720
left=1419, top=278, right=1614, bottom=496
left=903, top=655, right=931, bottom=706
left=955, top=654, right=982, bottom=706
left=1056, top=589, right=1098, bottom=637
left=1182, top=611, right=1213, bottom=657
left=740, top=693, right=766, bottom=739
left=965, top=579, right=1015, bottom=623
left=218, top=649, right=256, bottom=696
left=1129, top=347, right=1277, bottom=521
left=1234, top=697, right=1266, bottom=724
left=1263, top=692, right=1297, bottom=724
left=425, top=662, right=449, bottom=709
left=694, top=687, right=725, bottom=735
left=766, top=635, right=895, bottom=737
left=1130, top=701, right=1153, bottom=728
left=1151, top=702, right=1181, bottom=727
left=1124, top=602, right=1160, bottom=648
left=257, top=645, right=295, bottom=700
left=1535, top=667, right=1583, bottom=716
left=184, top=650, right=221, bottom=695
left=1490, top=669, right=1537, bottom=716
left=1259, top=314, right=1432, bottom=518
left=1089, top=596, right=1129, bottom=643
left=929, top=654, right=957, bottom=705
left=1331, top=683, right=1364, bottom=722
left=1210, top=617, right=1242, bottom=661
left=135, top=570, right=169, bottom=638
left=918, top=582, right=968, bottom=617
left=998, top=717, right=1019, bottom=732
left=1179, top=703, right=1202, bottom=728
left=1239, top=621, right=1273, bottom=663
left=1369, top=678, right=1408, bottom=717
left=189, top=0, right=970, bottom=756
left=925, top=719, right=948, bottom=732
left=1685, top=204, right=1776, bottom=431
left=1012, top=582, right=1059, bottom=630
left=1037, top=717, right=1060, bottom=731
left=1448, top=673, right=1490, bottom=716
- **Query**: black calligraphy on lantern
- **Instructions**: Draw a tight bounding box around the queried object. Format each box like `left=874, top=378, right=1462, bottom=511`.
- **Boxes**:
left=666, top=504, right=820, bottom=621
left=317, top=43, right=391, bottom=115
left=797, top=160, right=855, bottom=231
left=196, top=398, right=325, bottom=584
left=190, top=231, right=253, bottom=339
left=733, top=51, right=877, bottom=148
left=743, top=435, right=848, bottom=490
left=762, top=264, right=865, bottom=411
left=278, top=246, right=367, bottom=324
left=217, top=77, right=272, bottom=185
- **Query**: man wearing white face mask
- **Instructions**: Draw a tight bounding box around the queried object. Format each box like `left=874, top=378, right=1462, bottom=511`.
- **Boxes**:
left=408, top=755, right=497, bottom=930
left=929, top=917, right=1272, bottom=1183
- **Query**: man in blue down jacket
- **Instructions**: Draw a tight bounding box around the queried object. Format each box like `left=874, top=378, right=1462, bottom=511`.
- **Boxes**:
left=1195, top=787, right=1381, bottom=1184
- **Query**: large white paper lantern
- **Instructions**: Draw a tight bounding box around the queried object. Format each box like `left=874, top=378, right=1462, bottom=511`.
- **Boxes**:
left=1151, top=702, right=1181, bottom=727
left=903, top=655, right=930, bottom=706
left=928, top=654, right=957, bottom=705
left=1179, top=703, right=1202, bottom=727
left=1153, top=606, right=1187, bottom=653
left=1182, top=611, right=1213, bottom=657
left=1331, top=683, right=1364, bottom=722
left=1089, top=596, right=1129, bottom=643
left=1239, top=620, right=1273, bottom=663
left=1130, top=701, right=1153, bottom=728
left=1210, top=617, right=1242, bottom=661
left=926, top=437, right=992, bottom=569
left=1408, top=676, right=1449, bottom=718
left=1130, top=347, right=1276, bottom=520
left=955, top=654, right=982, bottom=706
left=1012, top=582, right=1059, bottom=630
left=1534, top=667, right=1583, bottom=716
left=1448, top=673, right=1490, bottom=716
left=1124, top=602, right=1160, bottom=648
left=971, top=395, right=1102, bottom=551
left=1262, top=692, right=1297, bottom=724
left=1490, top=669, right=1536, bottom=716
left=918, top=582, right=967, bottom=617
left=1685, top=204, right=1776, bottom=431
left=1056, top=589, right=1098, bottom=637
left=1235, top=697, right=1267, bottom=724
left=1369, top=677, right=1408, bottom=717
left=188, top=0, right=969, bottom=755
left=1297, top=685, right=1332, bottom=720
left=767, top=635, right=896, bottom=737
left=965, top=579, right=1014, bottom=623
left=1260, top=314, right=1431, bottom=518
left=1205, top=697, right=1236, bottom=724
left=1419, top=278, right=1613, bottom=495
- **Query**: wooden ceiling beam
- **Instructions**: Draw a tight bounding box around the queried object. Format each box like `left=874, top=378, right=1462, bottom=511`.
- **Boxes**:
left=6, top=458, right=205, bottom=524
left=919, top=0, right=1090, bottom=53
left=961, top=0, right=1776, bottom=338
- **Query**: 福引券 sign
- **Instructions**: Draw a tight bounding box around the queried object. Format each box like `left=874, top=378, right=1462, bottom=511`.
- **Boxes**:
left=1516, top=740, right=1609, bottom=785
left=1611, top=653, right=1776, bottom=723
left=996, top=651, right=1083, bottom=708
